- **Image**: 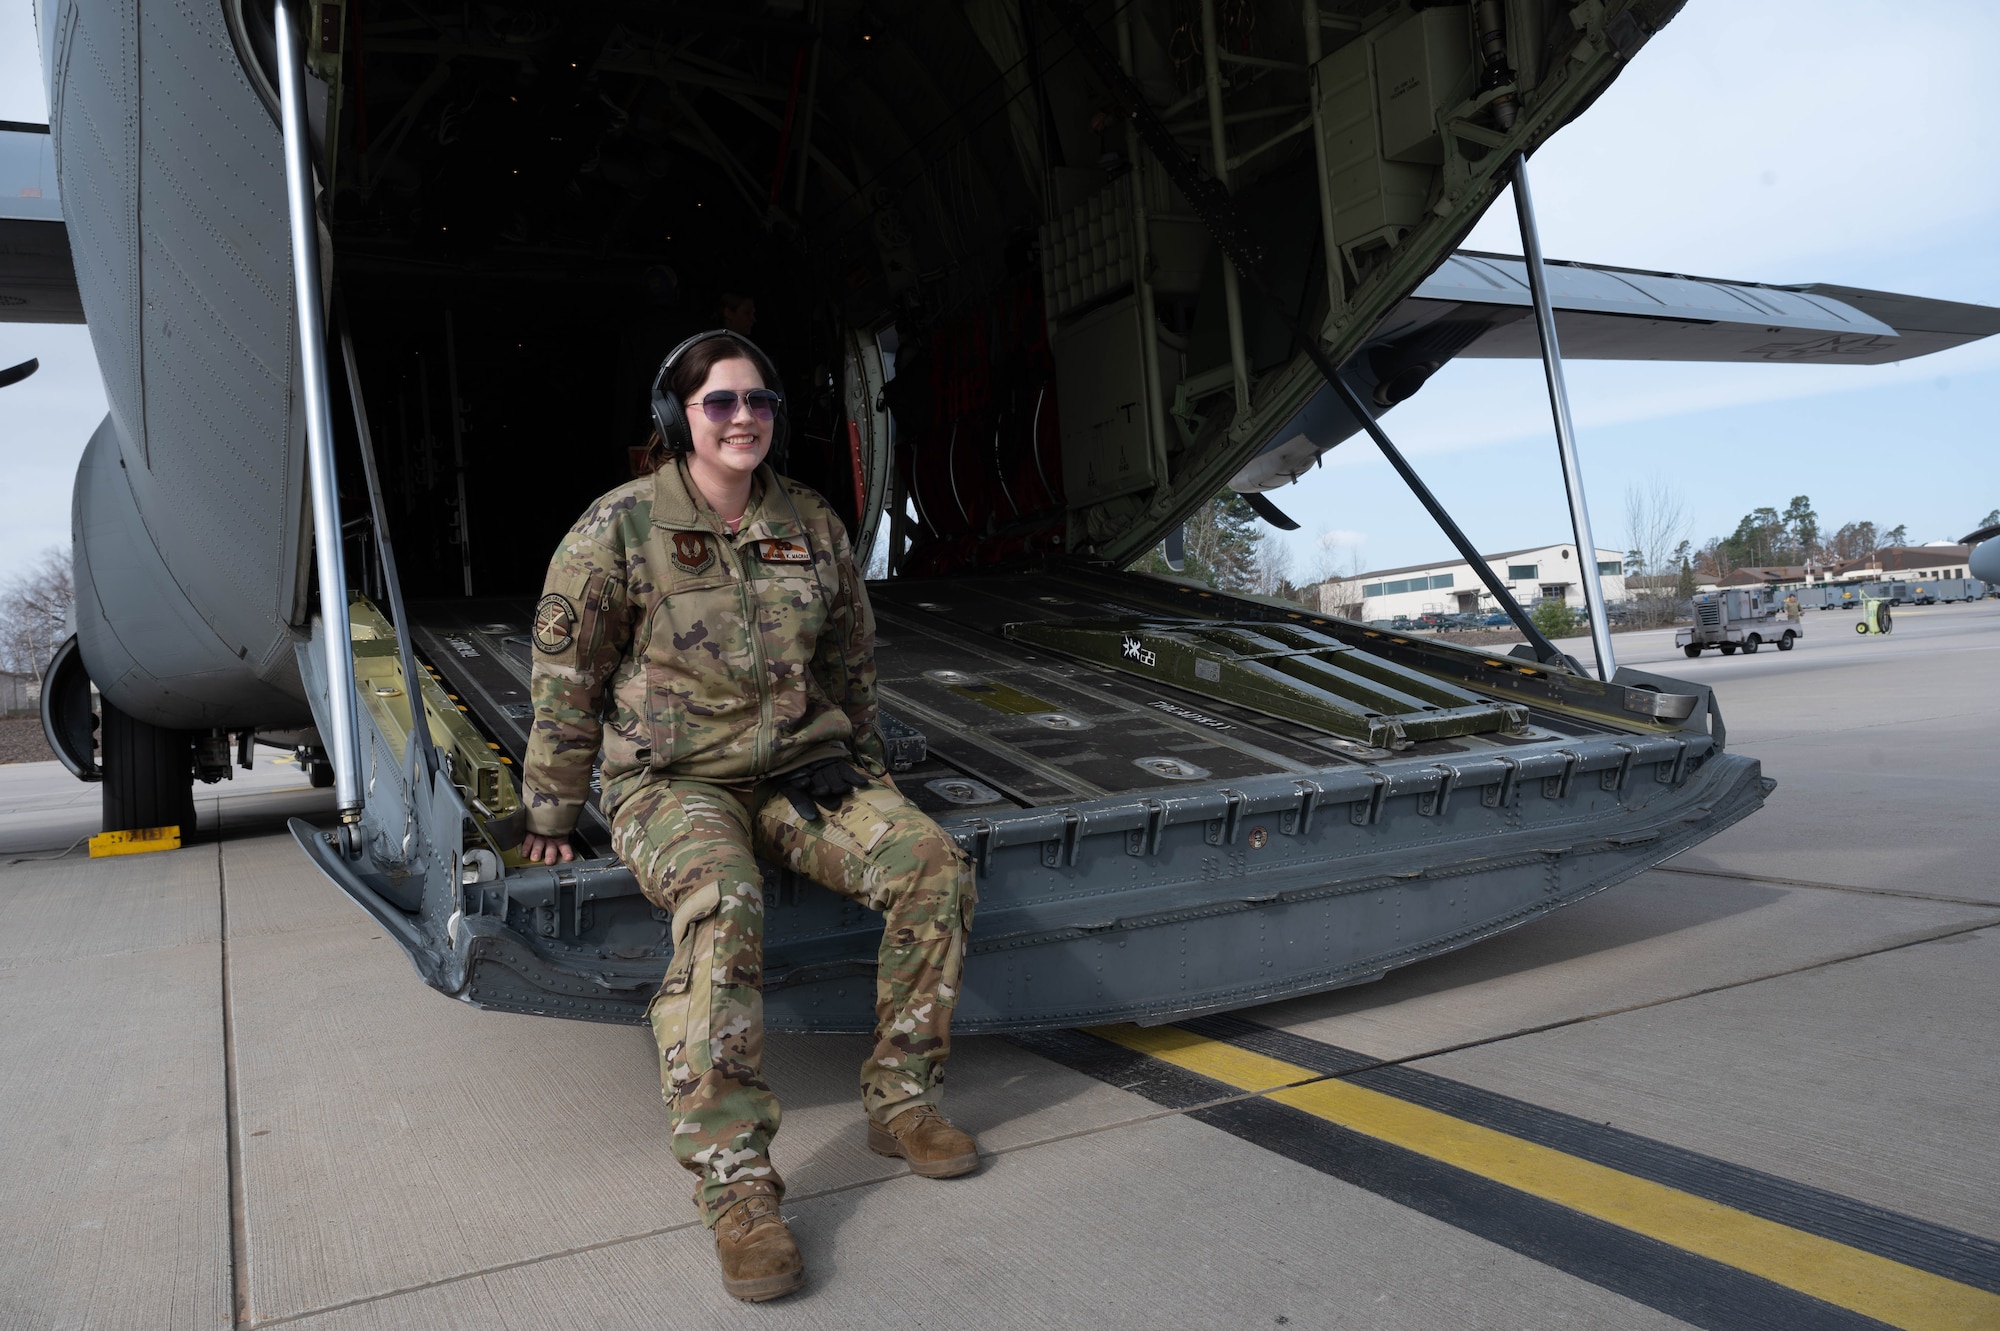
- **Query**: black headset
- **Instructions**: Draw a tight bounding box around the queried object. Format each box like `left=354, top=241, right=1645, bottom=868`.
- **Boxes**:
left=649, top=328, right=790, bottom=465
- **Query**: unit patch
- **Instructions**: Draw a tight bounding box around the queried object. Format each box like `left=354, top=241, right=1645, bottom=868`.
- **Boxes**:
left=750, top=538, right=813, bottom=564
left=671, top=530, right=716, bottom=575
left=533, top=593, right=577, bottom=654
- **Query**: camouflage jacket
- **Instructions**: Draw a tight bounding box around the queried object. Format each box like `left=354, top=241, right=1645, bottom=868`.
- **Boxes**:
left=521, top=457, right=885, bottom=838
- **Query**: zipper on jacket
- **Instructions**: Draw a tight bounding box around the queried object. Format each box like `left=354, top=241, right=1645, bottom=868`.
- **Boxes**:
left=727, top=533, right=776, bottom=773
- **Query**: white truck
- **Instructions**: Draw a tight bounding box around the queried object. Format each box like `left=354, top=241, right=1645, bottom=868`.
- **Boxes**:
left=1677, top=588, right=1801, bottom=657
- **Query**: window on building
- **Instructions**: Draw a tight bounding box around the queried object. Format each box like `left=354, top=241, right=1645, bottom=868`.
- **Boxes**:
left=1362, top=572, right=1456, bottom=598
left=1507, top=564, right=1538, bottom=580
left=1596, top=560, right=1620, bottom=576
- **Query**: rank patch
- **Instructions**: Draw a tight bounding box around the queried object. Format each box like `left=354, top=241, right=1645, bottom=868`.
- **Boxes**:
left=671, top=531, right=715, bottom=575
left=751, top=538, right=813, bottom=564
left=533, top=593, right=577, bottom=654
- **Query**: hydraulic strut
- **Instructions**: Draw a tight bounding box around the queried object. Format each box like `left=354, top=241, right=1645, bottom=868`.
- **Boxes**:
left=274, top=0, right=364, bottom=822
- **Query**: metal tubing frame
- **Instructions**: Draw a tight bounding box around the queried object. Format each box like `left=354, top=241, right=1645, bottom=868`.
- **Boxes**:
left=337, top=313, right=440, bottom=781
left=1510, top=153, right=1617, bottom=679
left=1200, top=0, right=1252, bottom=415
left=1116, top=6, right=1172, bottom=500
left=444, top=310, right=474, bottom=596
left=789, top=0, right=823, bottom=215
left=274, top=0, right=363, bottom=817
left=1301, top=3, right=1347, bottom=327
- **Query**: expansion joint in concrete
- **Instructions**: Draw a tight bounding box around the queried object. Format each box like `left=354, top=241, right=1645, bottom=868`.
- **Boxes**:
left=219, top=839, right=251, bottom=1329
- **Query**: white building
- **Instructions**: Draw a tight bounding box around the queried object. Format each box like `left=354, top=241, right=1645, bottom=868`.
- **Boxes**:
left=1320, top=544, right=1627, bottom=622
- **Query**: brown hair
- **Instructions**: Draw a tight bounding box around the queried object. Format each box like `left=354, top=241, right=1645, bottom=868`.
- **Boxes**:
left=668, top=334, right=776, bottom=406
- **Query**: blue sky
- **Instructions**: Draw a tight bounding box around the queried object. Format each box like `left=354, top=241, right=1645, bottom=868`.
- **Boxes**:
left=3, top=2, right=1996, bottom=585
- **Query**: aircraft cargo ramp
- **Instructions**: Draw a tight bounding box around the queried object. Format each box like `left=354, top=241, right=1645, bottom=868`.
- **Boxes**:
left=367, top=570, right=1771, bottom=1033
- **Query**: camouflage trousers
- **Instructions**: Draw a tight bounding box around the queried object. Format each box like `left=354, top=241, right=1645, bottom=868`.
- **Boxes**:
left=612, top=775, right=975, bottom=1227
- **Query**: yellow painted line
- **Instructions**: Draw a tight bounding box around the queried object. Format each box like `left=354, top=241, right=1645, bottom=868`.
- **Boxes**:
left=1094, top=1024, right=2000, bottom=1331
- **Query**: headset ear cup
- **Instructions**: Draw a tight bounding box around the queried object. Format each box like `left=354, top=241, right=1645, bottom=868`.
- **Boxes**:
left=663, top=394, right=691, bottom=455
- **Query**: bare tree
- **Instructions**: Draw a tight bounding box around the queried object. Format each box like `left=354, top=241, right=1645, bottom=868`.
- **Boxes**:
left=0, top=546, right=74, bottom=680
left=1249, top=537, right=1294, bottom=599
left=1622, top=477, right=1691, bottom=626
left=1303, top=537, right=1370, bottom=619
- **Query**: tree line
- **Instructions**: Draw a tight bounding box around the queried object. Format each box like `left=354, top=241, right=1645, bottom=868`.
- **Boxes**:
left=0, top=546, right=74, bottom=701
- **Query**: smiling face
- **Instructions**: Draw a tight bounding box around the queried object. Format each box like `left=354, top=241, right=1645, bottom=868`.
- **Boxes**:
left=682, top=355, right=772, bottom=497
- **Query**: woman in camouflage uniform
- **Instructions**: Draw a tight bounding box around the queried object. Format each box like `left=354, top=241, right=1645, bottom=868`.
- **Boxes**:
left=518, top=332, right=977, bottom=1302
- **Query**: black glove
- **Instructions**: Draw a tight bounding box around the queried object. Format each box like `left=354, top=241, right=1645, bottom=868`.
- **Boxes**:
left=775, top=756, right=874, bottom=822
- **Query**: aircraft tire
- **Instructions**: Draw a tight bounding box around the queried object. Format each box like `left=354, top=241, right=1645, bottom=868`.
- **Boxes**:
left=309, top=760, right=335, bottom=789
left=1683, top=644, right=1703, bottom=658
left=99, top=698, right=196, bottom=836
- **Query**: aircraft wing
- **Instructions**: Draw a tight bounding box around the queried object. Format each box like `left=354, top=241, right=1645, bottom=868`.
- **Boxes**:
left=1382, top=251, right=2000, bottom=365
left=0, top=121, right=82, bottom=325
left=1233, top=253, right=2000, bottom=492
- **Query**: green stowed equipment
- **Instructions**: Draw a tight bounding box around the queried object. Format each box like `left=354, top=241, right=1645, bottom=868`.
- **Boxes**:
left=1856, top=595, right=1894, bottom=636
left=1005, top=619, right=1528, bottom=751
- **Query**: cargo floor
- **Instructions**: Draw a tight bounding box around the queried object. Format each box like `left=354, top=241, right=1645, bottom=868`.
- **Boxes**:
left=408, top=568, right=1619, bottom=852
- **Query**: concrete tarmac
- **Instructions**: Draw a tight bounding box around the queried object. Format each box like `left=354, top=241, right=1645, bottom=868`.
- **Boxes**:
left=2, top=601, right=1995, bottom=1329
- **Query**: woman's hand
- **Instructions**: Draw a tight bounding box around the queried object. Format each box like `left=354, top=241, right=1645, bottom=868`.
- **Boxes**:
left=520, top=832, right=574, bottom=866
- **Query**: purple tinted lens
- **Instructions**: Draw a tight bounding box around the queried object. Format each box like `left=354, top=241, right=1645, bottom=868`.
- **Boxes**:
left=697, top=390, right=780, bottom=422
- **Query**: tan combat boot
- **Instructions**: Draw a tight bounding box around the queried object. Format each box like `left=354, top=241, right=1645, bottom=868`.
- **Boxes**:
left=867, top=1104, right=980, bottom=1178
left=714, top=1194, right=804, bottom=1302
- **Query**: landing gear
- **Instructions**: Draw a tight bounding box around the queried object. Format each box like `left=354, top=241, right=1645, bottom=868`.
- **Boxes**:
left=1683, top=644, right=1703, bottom=658
left=100, top=698, right=195, bottom=835
left=298, top=745, right=335, bottom=788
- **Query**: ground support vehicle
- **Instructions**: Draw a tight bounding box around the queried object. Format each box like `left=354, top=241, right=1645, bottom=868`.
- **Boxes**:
left=1676, top=590, right=1801, bottom=657
left=1791, top=586, right=1839, bottom=611
left=1910, top=577, right=1984, bottom=603
left=1835, top=581, right=1907, bottom=609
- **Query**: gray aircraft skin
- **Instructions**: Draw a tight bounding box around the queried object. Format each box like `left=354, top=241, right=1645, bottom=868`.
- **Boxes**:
left=15, top=0, right=2000, bottom=1029
left=1962, top=526, right=2000, bottom=585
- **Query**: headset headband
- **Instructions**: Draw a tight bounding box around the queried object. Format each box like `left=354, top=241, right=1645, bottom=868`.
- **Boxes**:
left=649, top=329, right=787, bottom=461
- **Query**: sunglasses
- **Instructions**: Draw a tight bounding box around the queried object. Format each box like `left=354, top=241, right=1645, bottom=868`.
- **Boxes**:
left=691, top=389, right=783, bottom=422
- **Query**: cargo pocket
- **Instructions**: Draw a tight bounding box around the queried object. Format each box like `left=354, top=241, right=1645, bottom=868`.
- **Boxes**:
left=939, top=879, right=975, bottom=1008
left=650, top=891, right=722, bottom=1085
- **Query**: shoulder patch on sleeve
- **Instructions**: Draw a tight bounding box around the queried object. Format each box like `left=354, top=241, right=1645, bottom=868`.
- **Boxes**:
left=534, top=593, right=579, bottom=654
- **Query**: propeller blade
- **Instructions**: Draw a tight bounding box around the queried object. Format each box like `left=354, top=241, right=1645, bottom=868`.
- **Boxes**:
left=1241, top=490, right=1301, bottom=531
left=0, top=358, right=40, bottom=390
